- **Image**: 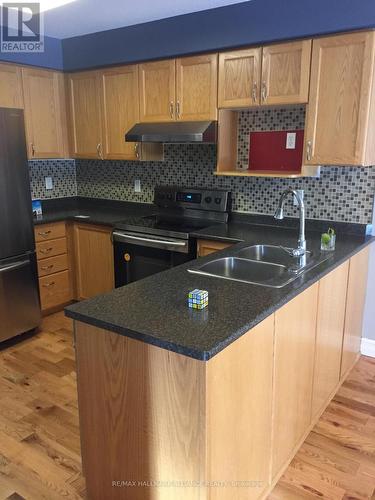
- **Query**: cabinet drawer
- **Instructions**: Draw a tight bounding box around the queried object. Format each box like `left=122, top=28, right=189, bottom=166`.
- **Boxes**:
left=39, top=270, right=71, bottom=311
left=37, top=254, right=68, bottom=277
left=36, top=237, right=67, bottom=260
left=34, top=222, right=66, bottom=242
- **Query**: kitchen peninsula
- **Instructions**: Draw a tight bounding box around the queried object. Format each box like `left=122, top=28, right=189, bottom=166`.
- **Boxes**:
left=66, top=220, right=374, bottom=500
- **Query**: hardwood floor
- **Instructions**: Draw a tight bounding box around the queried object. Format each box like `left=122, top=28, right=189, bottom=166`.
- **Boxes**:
left=0, top=312, right=374, bottom=500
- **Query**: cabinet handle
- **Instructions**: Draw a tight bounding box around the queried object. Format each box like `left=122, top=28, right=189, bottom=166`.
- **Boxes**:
left=42, top=281, right=55, bottom=288
left=37, top=230, right=52, bottom=237
left=40, top=247, right=53, bottom=254
left=252, top=82, right=258, bottom=103
left=96, top=143, right=103, bottom=160
left=169, top=101, right=174, bottom=119
left=41, top=264, right=54, bottom=271
left=306, top=140, right=313, bottom=161
left=134, top=143, right=140, bottom=160
left=261, top=82, right=268, bottom=102
left=176, top=101, right=181, bottom=119
left=30, top=143, right=35, bottom=157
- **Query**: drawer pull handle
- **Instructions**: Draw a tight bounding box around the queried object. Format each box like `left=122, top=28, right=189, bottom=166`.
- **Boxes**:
left=38, top=230, right=52, bottom=237
left=42, top=281, right=55, bottom=288
left=41, top=264, right=54, bottom=271
left=40, top=248, right=53, bottom=254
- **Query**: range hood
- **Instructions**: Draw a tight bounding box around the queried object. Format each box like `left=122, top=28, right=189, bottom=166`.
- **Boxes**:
left=125, top=121, right=217, bottom=144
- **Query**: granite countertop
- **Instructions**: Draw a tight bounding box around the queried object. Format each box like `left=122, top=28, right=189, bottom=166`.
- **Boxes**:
left=65, top=218, right=375, bottom=361
left=33, top=197, right=155, bottom=227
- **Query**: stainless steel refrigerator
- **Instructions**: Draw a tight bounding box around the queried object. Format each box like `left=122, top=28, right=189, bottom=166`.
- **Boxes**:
left=0, top=108, right=41, bottom=342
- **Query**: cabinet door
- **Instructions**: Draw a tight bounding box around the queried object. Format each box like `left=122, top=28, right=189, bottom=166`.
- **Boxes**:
left=100, top=65, right=139, bottom=160
left=22, top=68, right=68, bottom=159
left=272, top=283, right=318, bottom=478
left=176, top=54, right=218, bottom=120
left=218, top=48, right=261, bottom=108
left=312, top=260, right=349, bottom=419
left=261, top=40, right=311, bottom=105
left=0, top=63, right=24, bottom=108
left=74, top=224, right=114, bottom=300
left=197, top=239, right=233, bottom=257
left=67, top=71, right=103, bottom=159
left=139, top=60, right=175, bottom=122
left=305, top=31, right=375, bottom=166
left=341, top=247, right=370, bottom=378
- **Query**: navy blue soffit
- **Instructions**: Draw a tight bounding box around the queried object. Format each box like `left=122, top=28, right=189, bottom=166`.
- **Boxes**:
left=1, top=0, right=375, bottom=71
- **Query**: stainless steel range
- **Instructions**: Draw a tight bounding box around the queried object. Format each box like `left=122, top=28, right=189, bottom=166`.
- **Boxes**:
left=112, top=186, right=231, bottom=286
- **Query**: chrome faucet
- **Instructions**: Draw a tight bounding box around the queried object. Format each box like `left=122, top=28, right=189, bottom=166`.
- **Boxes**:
left=274, top=188, right=306, bottom=257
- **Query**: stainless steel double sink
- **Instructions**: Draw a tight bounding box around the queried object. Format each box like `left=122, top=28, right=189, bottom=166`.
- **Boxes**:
left=188, top=244, right=332, bottom=288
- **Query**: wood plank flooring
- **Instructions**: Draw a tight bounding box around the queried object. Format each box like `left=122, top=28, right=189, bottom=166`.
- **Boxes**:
left=0, top=312, right=374, bottom=499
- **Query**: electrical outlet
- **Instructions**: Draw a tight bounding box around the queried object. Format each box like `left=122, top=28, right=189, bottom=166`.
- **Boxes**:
left=45, top=177, right=53, bottom=190
left=286, top=132, right=296, bottom=150
left=293, top=189, right=304, bottom=206
left=134, top=179, right=141, bottom=193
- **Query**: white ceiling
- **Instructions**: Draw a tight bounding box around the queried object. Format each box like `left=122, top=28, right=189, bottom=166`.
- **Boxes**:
left=40, top=0, right=249, bottom=39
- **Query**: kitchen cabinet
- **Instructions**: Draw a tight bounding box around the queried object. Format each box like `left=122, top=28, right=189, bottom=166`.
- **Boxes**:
left=272, top=283, right=319, bottom=478
left=73, top=223, right=114, bottom=300
left=34, top=222, right=72, bottom=313
left=305, top=31, right=375, bottom=166
left=341, top=247, right=370, bottom=378
left=100, top=65, right=140, bottom=160
left=218, top=48, right=261, bottom=108
left=140, top=55, right=218, bottom=122
left=67, top=71, right=103, bottom=159
left=261, top=40, right=311, bottom=105
left=22, top=68, right=68, bottom=159
left=176, top=54, right=218, bottom=120
left=218, top=40, right=311, bottom=109
left=0, top=63, right=24, bottom=109
left=312, top=260, right=349, bottom=418
left=197, top=239, right=234, bottom=257
left=139, top=60, right=176, bottom=122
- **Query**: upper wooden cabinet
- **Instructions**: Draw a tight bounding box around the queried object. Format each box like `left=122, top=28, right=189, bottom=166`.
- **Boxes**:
left=22, top=68, right=68, bottom=159
left=100, top=65, right=139, bottom=160
left=261, top=40, right=311, bottom=105
left=176, top=54, right=218, bottom=120
left=140, top=55, right=218, bottom=122
left=305, top=31, right=375, bottom=166
left=218, top=40, right=311, bottom=108
left=139, top=60, right=176, bottom=122
left=67, top=71, right=103, bottom=159
left=0, top=63, right=24, bottom=109
left=218, top=48, right=261, bottom=108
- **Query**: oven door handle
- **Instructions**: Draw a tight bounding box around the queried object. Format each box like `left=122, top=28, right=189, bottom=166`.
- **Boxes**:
left=112, top=231, right=188, bottom=248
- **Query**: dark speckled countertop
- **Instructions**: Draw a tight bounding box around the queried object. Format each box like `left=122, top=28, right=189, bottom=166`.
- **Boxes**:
left=62, top=205, right=374, bottom=360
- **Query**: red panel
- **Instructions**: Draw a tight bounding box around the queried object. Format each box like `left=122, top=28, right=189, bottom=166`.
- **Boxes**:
left=248, top=130, right=304, bottom=172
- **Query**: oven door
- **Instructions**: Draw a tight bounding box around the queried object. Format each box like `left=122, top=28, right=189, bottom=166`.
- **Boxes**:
left=113, top=231, right=194, bottom=286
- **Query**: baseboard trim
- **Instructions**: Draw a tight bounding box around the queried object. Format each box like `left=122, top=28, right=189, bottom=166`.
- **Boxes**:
left=361, top=338, right=375, bottom=358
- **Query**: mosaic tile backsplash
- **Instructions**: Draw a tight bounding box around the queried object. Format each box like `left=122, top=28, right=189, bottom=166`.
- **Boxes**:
left=28, top=106, right=375, bottom=225
left=29, top=159, right=77, bottom=199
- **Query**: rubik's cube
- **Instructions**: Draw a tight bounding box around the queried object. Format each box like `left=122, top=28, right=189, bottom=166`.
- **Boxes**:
left=188, top=289, right=208, bottom=309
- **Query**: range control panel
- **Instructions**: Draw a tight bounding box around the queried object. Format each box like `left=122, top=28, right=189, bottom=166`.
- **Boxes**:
left=154, top=186, right=231, bottom=212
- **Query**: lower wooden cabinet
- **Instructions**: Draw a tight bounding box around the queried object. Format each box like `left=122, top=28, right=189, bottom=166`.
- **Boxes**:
left=197, top=238, right=234, bottom=257
left=272, top=283, right=319, bottom=478
left=34, top=222, right=72, bottom=313
left=312, top=260, right=349, bottom=418
left=73, top=223, right=114, bottom=300
left=341, top=247, right=370, bottom=378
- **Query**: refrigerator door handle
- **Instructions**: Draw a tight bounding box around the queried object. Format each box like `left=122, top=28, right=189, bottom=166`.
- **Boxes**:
left=0, top=260, right=29, bottom=273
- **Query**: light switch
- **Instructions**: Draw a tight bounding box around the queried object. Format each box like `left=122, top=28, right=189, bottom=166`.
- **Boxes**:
left=286, top=132, right=296, bottom=150
left=134, top=179, right=141, bottom=193
left=293, top=189, right=304, bottom=207
left=45, top=177, right=53, bottom=190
